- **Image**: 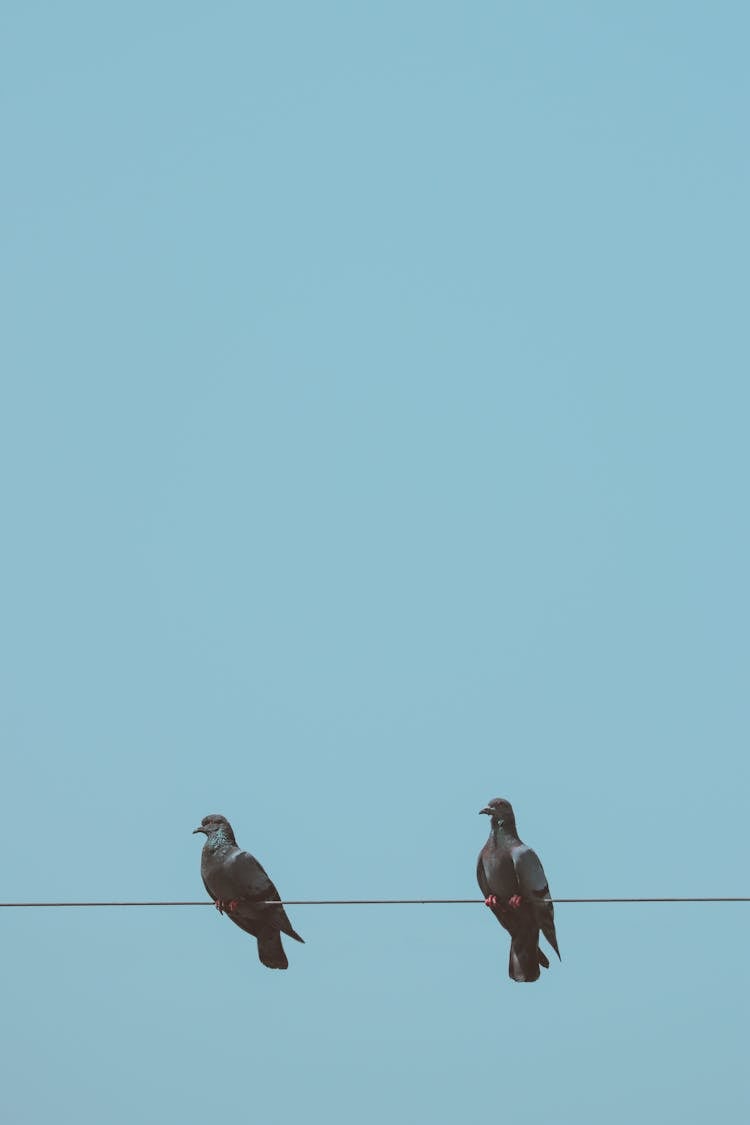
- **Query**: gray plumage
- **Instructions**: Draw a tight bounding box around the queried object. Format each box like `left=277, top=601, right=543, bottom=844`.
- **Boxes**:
left=193, top=813, right=304, bottom=970
left=476, top=797, right=560, bottom=982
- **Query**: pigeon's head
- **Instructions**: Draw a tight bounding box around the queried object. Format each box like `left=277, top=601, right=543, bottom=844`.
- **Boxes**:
left=479, top=797, right=516, bottom=827
left=193, top=814, right=236, bottom=844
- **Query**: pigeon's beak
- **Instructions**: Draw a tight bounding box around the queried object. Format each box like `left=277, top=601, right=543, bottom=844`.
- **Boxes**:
left=479, top=807, right=492, bottom=816
left=193, top=825, right=207, bottom=835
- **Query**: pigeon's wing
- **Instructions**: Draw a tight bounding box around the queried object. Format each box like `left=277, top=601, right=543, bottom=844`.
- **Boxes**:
left=229, top=850, right=304, bottom=944
left=231, top=850, right=281, bottom=899
left=513, top=844, right=560, bottom=959
left=512, top=844, right=549, bottom=896
left=476, top=850, right=491, bottom=898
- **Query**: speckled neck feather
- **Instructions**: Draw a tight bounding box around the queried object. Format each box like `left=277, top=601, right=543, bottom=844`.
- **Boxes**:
left=206, top=822, right=237, bottom=849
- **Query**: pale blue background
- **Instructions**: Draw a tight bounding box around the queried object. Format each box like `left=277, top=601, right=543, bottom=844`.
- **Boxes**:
left=2, top=4, right=748, bottom=1123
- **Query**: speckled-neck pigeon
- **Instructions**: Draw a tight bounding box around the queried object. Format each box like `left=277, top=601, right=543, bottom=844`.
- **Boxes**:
left=476, top=797, right=560, bottom=982
left=193, top=813, right=304, bottom=970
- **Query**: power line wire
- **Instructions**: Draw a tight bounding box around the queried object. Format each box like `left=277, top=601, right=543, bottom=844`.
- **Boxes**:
left=0, top=897, right=748, bottom=908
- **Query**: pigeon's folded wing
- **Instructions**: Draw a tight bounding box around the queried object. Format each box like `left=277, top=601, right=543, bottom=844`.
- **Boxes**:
left=512, top=844, right=560, bottom=959
left=512, top=845, right=550, bottom=898
left=476, top=853, right=491, bottom=899
left=229, top=850, right=281, bottom=902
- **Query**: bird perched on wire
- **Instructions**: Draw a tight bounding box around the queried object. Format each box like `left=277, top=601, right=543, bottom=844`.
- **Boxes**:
left=193, top=813, right=304, bottom=970
left=476, top=797, right=560, bottom=982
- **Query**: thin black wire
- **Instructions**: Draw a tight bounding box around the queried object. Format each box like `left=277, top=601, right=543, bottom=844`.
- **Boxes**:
left=0, top=897, right=748, bottom=907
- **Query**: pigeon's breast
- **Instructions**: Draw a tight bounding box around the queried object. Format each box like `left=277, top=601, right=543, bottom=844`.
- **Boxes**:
left=201, top=845, right=242, bottom=899
left=482, top=847, right=518, bottom=896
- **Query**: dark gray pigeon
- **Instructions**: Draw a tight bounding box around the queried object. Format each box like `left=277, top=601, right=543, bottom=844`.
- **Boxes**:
left=476, top=797, right=560, bottom=982
left=193, top=813, right=304, bottom=970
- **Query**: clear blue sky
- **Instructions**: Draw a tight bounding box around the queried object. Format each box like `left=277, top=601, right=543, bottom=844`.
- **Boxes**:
left=2, top=4, right=748, bottom=1122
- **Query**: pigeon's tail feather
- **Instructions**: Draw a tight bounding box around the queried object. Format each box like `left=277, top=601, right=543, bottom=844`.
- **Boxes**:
left=508, top=934, right=542, bottom=982
left=537, top=947, right=550, bottom=970
left=257, top=930, right=289, bottom=970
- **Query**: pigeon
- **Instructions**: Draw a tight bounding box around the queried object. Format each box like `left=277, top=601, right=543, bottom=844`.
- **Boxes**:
left=476, top=797, right=560, bottom=982
left=193, top=813, right=304, bottom=970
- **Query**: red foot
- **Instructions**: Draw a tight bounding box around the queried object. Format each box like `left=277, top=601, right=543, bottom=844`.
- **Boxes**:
left=226, top=899, right=240, bottom=912
left=508, top=894, right=523, bottom=909
left=484, top=895, right=498, bottom=908
left=214, top=899, right=225, bottom=914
